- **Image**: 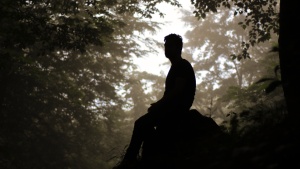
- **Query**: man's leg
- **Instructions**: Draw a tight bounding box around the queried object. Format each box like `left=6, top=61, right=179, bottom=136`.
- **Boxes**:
left=123, top=112, right=157, bottom=161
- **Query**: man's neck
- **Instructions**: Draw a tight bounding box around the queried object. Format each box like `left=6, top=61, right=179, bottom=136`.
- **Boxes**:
left=170, top=56, right=182, bottom=65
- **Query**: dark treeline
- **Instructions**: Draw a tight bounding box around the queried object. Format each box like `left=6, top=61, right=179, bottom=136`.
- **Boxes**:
left=1, top=0, right=299, bottom=169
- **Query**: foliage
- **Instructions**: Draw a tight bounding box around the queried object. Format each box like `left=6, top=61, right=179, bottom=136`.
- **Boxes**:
left=218, top=45, right=284, bottom=131
left=0, top=0, right=180, bottom=169
left=255, top=63, right=281, bottom=94
left=180, top=2, right=298, bottom=167
left=191, top=0, right=279, bottom=59
left=121, top=71, right=165, bottom=118
left=181, top=6, right=278, bottom=121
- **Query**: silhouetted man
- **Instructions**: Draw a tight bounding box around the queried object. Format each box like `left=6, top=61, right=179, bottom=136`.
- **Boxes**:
left=113, top=33, right=196, bottom=169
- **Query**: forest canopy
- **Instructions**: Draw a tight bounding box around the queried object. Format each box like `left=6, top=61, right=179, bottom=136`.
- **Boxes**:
left=1, top=0, right=298, bottom=169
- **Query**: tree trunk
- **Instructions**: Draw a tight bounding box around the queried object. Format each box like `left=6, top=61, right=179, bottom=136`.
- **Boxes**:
left=279, top=1, right=300, bottom=124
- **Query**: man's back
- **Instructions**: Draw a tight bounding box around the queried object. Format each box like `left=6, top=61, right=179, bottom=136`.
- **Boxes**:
left=164, top=58, right=196, bottom=111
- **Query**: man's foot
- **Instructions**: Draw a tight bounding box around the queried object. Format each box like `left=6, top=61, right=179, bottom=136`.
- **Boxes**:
left=112, top=159, right=138, bottom=169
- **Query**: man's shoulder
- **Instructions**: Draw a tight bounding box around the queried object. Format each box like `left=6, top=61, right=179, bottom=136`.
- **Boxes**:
left=180, top=59, right=194, bottom=71
left=180, top=59, right=192, bottom=67
left=181, top=58, right=190, bottom=63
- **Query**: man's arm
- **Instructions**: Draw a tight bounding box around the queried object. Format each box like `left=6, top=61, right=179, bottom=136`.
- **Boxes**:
left=148, top=77, right=186, bottom=112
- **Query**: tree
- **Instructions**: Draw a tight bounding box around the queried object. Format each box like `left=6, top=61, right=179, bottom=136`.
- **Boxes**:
left=279, top=1, right=300, bottom=122
left=0, top=0, right=181, bottom=169
left=180, top=6, right=278, bottom=120
left=190, top=0, right=299, bottom=121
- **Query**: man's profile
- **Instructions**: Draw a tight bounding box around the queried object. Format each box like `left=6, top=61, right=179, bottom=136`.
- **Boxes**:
left=113, top=33, right=196, bottom=169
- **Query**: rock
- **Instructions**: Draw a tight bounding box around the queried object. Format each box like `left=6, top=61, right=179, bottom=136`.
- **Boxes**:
left=140, top=109, right=231, bottom=169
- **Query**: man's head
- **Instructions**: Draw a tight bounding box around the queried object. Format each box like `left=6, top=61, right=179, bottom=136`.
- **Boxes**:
left=164, top=33, right=183, bottom=59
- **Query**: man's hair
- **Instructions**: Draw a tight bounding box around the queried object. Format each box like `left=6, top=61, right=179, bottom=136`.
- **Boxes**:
left=164, top=33, right=183, bottom=52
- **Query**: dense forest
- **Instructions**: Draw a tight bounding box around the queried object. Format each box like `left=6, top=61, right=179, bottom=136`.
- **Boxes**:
left=1, top=0, right=299, bottom=169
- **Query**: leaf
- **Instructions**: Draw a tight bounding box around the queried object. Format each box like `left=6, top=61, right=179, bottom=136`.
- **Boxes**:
left=274, top=65, right=280, bottom=77
left=265, top=80, right=282, bottom=94
left=230, top=54, right=237, bottom=60
left=255, top=78, right=276, bottom=84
